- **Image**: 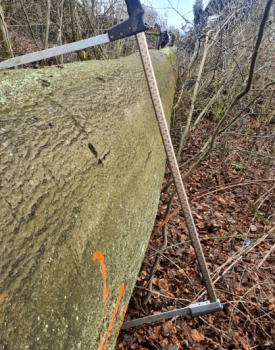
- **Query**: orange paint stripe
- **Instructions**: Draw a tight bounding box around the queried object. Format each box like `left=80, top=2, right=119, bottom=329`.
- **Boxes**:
left=103, top=284, right=125, bottom=350
left=114, top=302, right=127, bottom=344
left=93, top=252, right=108, bottom=350
left=93, top=252, right=107, bottom=318
left=0, top=292, right=7, bottom=303
left=98, top=334, right=104, bottom=350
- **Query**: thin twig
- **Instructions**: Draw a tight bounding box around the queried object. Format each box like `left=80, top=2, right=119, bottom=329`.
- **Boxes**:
left=258, top=241, right=275, bottom=268
left=135, top=286, right=191, bottom=302
left=145, top=231, right=275, bottom=261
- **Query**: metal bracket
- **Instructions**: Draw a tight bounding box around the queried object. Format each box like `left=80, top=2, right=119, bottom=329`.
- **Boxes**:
left=108, top=0, right=148, bottom=41
left=189, top=300, right=223, bottom=317
left=121, top=300, right=223, bottom=329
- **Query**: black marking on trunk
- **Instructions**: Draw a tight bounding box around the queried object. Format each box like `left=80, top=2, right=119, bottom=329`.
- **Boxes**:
left=88, top=143, right=97, bottom=157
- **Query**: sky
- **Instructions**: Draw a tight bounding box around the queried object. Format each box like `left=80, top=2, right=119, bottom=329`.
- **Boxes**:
left=146, top=0, right=195, bottom=30
left=145, top=0, right=210, bottom=31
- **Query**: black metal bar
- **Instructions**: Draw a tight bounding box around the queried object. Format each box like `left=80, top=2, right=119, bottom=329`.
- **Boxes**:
left=108, top=0, right=148, bottom=41
left=121, top=300, right=223, bottom=329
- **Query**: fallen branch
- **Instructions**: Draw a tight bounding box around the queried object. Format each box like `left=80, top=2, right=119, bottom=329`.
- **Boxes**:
left=193, top=178, right=275, bottom=200
left=145, top=231, right=275, bottom=260
left=135, top=285, right=191, bottom=302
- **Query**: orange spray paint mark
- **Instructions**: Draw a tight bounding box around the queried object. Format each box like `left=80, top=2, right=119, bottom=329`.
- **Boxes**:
left=93, top=252, right=107, bottom=320
left=98, top=334, right=104, bottom=350
left=0, top=292, right=7, bottom=303
left=103, top=284, right=124, bottom=350
left=114, top=303, right=127, bottom=344
left=93, top=251, right=126, bottom=350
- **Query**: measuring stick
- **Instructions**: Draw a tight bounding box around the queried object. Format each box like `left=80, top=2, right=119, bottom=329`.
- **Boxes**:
left=136, top=32, right=218, bottom=303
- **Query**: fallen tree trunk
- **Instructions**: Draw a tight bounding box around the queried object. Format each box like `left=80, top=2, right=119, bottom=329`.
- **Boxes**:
left=0, top=48, right=177, bottom=350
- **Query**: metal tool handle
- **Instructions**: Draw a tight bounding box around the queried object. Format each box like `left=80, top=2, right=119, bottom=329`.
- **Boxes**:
left=136, top=32, right=218, bottom=303
left=108, top=0, right=147, bottom=41
left=121, top=300, right=222, bottom=329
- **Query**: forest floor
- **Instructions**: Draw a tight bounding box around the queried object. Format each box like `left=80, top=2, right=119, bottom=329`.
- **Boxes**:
left=115, top=82, right=275, bottom=350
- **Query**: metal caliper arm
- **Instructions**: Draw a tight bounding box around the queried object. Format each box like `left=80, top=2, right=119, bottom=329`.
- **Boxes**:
left=0, top=0, right=147, bottom=70
left=121, top=300, right=223, bottom=329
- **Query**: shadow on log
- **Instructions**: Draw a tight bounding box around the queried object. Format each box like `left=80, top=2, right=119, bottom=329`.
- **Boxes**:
left=0, top=48, right=177, bottom=350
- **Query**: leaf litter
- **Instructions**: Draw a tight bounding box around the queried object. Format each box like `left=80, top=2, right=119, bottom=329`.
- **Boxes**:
left=115, top=83, right=275, bottom=350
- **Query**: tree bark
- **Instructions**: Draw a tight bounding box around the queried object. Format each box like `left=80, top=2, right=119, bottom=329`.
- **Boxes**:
left=0, top=48, right=177, bottom=350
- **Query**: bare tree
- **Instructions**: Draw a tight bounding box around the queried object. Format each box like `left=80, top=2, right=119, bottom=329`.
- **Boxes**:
left=44, top=0, right=51, bottom=49
left=0, top=0, right=13, bottom=58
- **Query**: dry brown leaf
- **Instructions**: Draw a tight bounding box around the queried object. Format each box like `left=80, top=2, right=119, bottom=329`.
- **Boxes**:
left=268, top=304, right=274, bottom=310
left=218, top=197, right=226, bottom=204
left=162, top=322, right=170, bottom=337
left=208, top=315, right=215, bottom=324
left=250, top=225, right=257, bottom=232
left=159, top=279, right=169, bottom=291
left=190, top=329, right=205, bottom=342
left=153, top=278, right=159, bottom=286
left=161, top=291, right=175, bottom=298
left=241, top=341, right=250, bottom=350
left=159, top=336, right=169, bottom=347
left=155, top=325, right=162, bottom=339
